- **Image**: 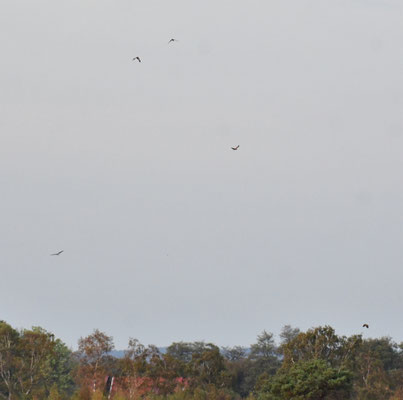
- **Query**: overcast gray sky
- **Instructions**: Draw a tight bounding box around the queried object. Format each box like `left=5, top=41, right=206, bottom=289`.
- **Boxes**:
left=1, top=0, right=403, bottom=350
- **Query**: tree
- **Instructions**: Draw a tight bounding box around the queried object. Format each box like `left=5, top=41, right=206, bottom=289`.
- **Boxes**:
left=279, top=325, right=300, bottom=345
left=281, top=325, right=362, bottom=371
left=44, top=338, right=76, bottom=396
left=119, top=339, right=185, bottom=398
left=119, top=338, right=147, bottom=399
left=250, top=331, right=278, bottom=363
left=222, top=346, right=249, bottom=397
left=144, top=345, right=179, bottom=395
left=0, top=323, right=68, bottom=400
left=16, top=327, right=58, bottom=398
left=77, top=330, right=114, bottom=393
left=167, top=342, right=211, bottom=363
left=353, top=337, right=402, bottom=399
left=188, top=344, right=230, bottom=389
left=256, top=359, right=353, bottom=400
left=222, top=346, right=248, bottom=362
left=0, top=321, right=19, bottom=400
left=242, top=331, right=280, bottom=394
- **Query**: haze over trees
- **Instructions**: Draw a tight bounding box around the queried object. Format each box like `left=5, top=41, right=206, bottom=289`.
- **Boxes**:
left=0, top=321, right=402, bottom=399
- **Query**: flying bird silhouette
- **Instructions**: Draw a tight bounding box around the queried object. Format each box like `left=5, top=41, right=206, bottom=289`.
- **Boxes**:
left=362, top=324, right=369, bottom=329
left=51, top=250, right=64, bottom=256
left=231, top=145, right=240, bottom=150
left=168, top=38, right=178, bottom=44
left=132, top=57, right=141, bottom=62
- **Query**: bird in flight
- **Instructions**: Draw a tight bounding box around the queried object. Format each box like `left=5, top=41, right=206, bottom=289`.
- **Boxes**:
left=362, top=324, right=369, bottom=329
left=168, top=38, right=178, bottom=44
left=51, top=250, right=64, bottom=256
left=132, top=57, right=141, bottom=62
left=231, top=145, right=240, bottom=150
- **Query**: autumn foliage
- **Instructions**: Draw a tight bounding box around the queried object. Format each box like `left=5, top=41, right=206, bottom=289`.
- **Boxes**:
left=0, top=321, right=402, bottom=399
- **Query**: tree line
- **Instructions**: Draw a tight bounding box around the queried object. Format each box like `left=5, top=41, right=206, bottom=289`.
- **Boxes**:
left=0, top=321, right=402, bottom=399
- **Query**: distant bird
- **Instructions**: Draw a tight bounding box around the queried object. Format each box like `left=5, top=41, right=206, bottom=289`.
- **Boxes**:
left=168, top=38, right=178, bottom=44
left=132, top=56, right=141, bottom=62
left=231, top=145, right=240, bottom=150
left=362, top=324, right=369, bottom=329
left=51, top=250, right=64, bottom=256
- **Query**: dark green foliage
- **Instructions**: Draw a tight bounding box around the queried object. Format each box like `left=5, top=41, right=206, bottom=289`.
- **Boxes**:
left=167, top=341, right=212, bottom=363
left=0, top=322, right=75, bottom=400
left=187, top=344, right=230, bottom=388
left=46, top=338, right=76, bottom=396
left=241, top=331, right=281, bottom=395
left=256, top=359, right=352, bottom=400
left=223, top=346, right=249, bottom=397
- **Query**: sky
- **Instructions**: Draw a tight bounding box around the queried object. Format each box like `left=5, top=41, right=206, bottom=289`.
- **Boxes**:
left=1, top=0, right=403, bottom=350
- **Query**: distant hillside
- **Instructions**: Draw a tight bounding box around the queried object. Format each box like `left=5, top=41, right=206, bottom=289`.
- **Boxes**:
left=110, top=348, right=168, bottom=359
left=109, top=347, right=250, bottom=359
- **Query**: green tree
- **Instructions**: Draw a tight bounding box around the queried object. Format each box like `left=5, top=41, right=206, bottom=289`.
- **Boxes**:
left=222, top=346, right=248, bottom=362
left=281, top=325, right=362, bottom=371
left=242, top=331, right=280, bottom=395
left=188, top=344, right=230, bottom=389
left=0, top=323, right=68, bottom=400
left=45, top=338, right=76, bottom=396
left=353, top=337, right=402, bottom=399
left=222, top=346, right=249, bottom=397
left=16, top=327, right=58, bottom=398
left=279, top=325, right=300, bottom=345
left=256, top=359, right=352, bottom=400
left=167, top=342, right=211, bottom=363
left=0, top=321, right=19, bottom=400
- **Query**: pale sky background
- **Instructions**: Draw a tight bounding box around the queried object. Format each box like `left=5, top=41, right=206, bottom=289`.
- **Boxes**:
left=1, top=0, right=403, bottom=350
